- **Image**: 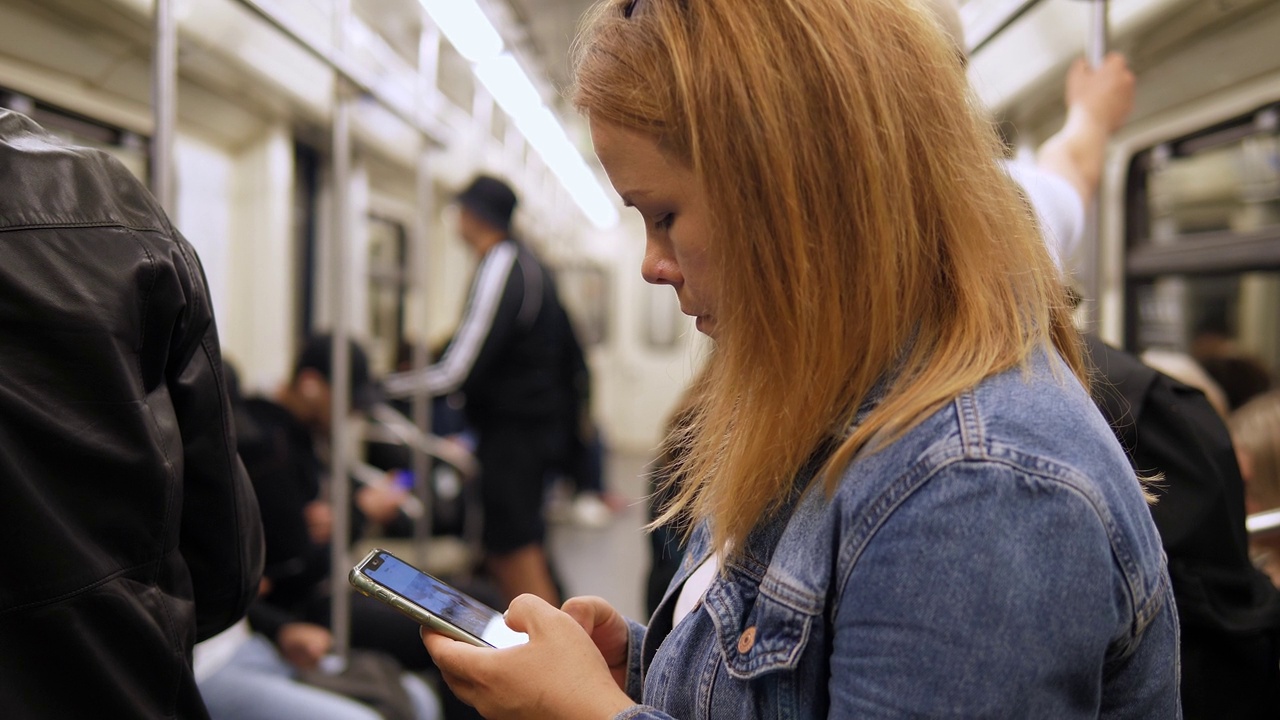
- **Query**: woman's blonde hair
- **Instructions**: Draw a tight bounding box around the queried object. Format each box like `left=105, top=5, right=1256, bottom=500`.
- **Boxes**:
left=1231, top=390, right=1280, bottom=510
left=573, top=0, right=1084, bottom=552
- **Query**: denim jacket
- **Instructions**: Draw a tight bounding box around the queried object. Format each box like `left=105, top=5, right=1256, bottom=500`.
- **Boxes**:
left=617, top=350, right=1180, bottom=719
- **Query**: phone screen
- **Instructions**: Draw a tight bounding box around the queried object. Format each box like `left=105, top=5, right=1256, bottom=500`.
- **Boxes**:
left=362, top=552, right=528, bottom=648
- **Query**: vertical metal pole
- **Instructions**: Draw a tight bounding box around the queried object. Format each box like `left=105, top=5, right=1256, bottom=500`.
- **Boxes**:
left=329, top=0, right=354, bottom=664
left=150, top=0, right=177, bottom=213
left=1078, top=0, right=1109, bottom=329
left=1086, top=0, right=1109, bottom=67
left=411, top=24, right=441, bottom=567
left=473, top=86, right=494, bottom=152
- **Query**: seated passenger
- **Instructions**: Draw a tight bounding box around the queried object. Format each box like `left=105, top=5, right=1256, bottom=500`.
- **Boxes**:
left=0, top=108, right=263, bottom=716
left=1201, top=354, right=1272, bottom=412
left=1231, top=390, right=1280, bottom=585
left=417, top=1, right=1178, bottom=718
left=195, top=618, right=439, bottom=720
left=205, top=360, right=440, bottom=720
left=234, top=338, right=435, bottom=671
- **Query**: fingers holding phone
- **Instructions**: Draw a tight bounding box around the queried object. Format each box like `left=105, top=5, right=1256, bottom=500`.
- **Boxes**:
left=422, top=594, right=635, bottom=720
left=561, top=595, right=630, bottom=691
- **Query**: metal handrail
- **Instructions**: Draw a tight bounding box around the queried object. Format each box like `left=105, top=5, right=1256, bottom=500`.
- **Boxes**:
left=367, top=403, right=481, bottom=481
left=365, top=403, right=486, bottom=574
left=967, top=0, right=1046, bottom=56
left=231, top=0, right=443, bottom=146
left=150, top=0, right=176, bottom=214
left=1248, top=509, right=1280, bottom=539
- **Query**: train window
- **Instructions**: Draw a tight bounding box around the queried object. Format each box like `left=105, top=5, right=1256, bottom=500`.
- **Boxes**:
left=0, top=90, right=148, bottom=182
left=367, top=215, right=409, bottom=375
left=1125, top=102, right=1280, bottom=379
left=1130, top=272, right=1280, bottom=380
left=437, top=44, right=474, bottom=113
left=1143, top=108, right=1279, bottom=244
left=294, top=142, right=321, bottom=344
left=557, top=264, right=611, bottom=347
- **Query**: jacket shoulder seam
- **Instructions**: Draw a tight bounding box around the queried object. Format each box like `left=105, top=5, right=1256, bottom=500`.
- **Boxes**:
left=834, top=451, right=1138, bottom=623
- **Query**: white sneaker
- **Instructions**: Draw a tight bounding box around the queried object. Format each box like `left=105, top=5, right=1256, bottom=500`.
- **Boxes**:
left=572, top=493, right=613, bottom=529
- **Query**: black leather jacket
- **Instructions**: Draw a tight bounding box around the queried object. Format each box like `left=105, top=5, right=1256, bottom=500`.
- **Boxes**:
left=0, top=109, right=264, bottom=717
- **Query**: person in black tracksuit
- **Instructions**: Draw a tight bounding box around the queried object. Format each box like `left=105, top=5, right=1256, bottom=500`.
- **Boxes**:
left=384, top=175, right=577, bottom=606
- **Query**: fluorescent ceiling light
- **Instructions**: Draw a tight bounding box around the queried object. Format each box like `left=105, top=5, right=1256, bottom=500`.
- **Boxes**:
left=517, top=108, right=620, bottom=230
left=475, top=54, right=543, bottom=118
left=419, top=0, right=503, bottom=63
left=421, top=6, right=619, bottom=228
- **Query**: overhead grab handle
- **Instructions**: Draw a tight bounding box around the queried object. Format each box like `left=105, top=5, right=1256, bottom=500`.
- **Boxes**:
left=1085, top=0, right=1110, bottom=68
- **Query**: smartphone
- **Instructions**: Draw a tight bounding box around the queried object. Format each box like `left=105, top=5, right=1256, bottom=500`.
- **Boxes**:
left=350, top=548, right=528, bottom=649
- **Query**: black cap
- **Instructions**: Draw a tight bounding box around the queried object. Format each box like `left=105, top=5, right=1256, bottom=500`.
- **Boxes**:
left=294, top=334, right=379, bottom=412
left=456, top=175, right=518, bottom=233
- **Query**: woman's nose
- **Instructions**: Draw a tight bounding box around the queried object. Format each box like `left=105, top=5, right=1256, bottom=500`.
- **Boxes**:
left=641, top=240, right=682, bottom=287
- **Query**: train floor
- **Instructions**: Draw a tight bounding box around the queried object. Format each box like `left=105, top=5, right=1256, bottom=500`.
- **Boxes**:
left=548, top=448, right=654, bottom=623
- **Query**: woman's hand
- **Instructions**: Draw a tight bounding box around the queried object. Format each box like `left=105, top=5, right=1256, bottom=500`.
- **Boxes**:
left=561, top=595, right=630, bottom=691
left=422, top=594, right=635, bottom=720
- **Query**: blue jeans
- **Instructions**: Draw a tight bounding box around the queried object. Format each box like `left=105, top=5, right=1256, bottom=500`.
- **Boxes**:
left=199, top=634, right=440, bottom=720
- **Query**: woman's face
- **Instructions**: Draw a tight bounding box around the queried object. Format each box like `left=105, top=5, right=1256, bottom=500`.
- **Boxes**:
left=591, top=119, right=718, bottom=337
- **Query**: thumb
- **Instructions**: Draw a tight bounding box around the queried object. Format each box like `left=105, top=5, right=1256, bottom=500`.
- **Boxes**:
left=501, top=593, right=557, bottom=635
left=561, top=597, right=595, bottom=634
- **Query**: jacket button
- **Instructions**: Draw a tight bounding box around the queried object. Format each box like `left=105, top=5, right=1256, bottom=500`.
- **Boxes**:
left=737, top=626, right=756, bottom=653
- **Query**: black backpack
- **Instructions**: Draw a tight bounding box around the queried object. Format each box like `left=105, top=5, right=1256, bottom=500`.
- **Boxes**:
left=1087, top=336, right=1280, bottom=718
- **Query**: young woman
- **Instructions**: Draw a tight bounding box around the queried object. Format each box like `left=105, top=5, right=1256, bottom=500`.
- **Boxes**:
left=420, top=1, right=1180, bottom=717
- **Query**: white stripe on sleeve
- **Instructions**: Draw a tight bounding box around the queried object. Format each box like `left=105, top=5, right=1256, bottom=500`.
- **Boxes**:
left=383, top=241, right=518, bottom=398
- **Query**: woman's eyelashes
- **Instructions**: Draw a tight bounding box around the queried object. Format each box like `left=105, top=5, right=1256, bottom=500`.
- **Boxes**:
left=654, top=213, right=675, bottom=231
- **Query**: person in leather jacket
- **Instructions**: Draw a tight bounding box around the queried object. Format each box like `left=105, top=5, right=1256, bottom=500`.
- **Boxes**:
left=0, top=108, right=264, bottom=718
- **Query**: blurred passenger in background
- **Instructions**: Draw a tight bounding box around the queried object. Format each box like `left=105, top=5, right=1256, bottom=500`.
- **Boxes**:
left=384, top=175, right=581, bottom=606
left=420, top=1, right=1176, bottom=717
left=235, top=338, right=433, bottom=672
left=0, top=108, right=263, bottom=717
left=1231, top=390, right=1280, bottom=585
left=1201, top=354, right=1272, bottom=411
left=198, top=366, right=426, bottom=720
left=923, top=0, right=1135, bottom=269
left=644, top=369, right=706, bottom=616
left=547, top=320, right=623, bottom=529
left=1139, top=348, right=1232, bottom=418
left=1088, top=338, right=1280, bottom=718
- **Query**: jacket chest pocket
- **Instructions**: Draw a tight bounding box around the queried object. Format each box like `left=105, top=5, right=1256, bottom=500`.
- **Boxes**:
left=704, top=577, right=817, bottom=681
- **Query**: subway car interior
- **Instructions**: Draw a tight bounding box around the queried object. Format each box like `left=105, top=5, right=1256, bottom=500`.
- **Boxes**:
left=2, top=0, right=1280, bottom=717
